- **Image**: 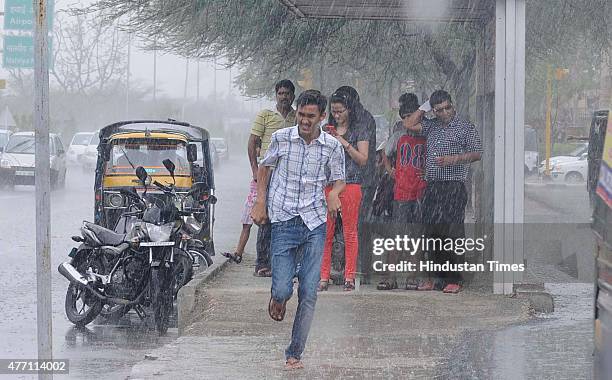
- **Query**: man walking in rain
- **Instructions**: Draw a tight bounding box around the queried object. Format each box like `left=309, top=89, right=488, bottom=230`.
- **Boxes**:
left=403, top=90, right=482, bottom=293
left=248, top=80, right=296, bottom=276
left=251, top=90, right=345, bottom=370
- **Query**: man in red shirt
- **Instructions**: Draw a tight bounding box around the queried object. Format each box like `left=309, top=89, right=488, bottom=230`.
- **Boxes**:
left=377, top=93, right=426, bottom=290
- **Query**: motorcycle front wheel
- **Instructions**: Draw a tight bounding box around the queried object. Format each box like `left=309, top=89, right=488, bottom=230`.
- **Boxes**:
left=65, top=283, right=103, bottom=327
left=150, top=268, right=173, bottom=336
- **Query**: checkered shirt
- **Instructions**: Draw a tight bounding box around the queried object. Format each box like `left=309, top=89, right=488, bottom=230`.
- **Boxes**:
left=260, top=126, right=345, bottom=230
left=421, top=115, right=482, bottom=182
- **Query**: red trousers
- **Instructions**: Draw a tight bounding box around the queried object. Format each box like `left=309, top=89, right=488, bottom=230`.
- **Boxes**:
left=321, top=184, right=362, bottom=281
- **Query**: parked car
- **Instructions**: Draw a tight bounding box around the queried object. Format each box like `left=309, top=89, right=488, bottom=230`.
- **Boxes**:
left=0, top=132, right=67, bottom=189
left=78, top=131, right=100, bottom=172
left=548, top=152, right=588, bottom=183
left=0, top=129, right=11, bottom=150
left=67, top=132, right=95, bottom=165
left=538, top=143, right=589, bottom=174
left=210, top=137, right=229, bottom=161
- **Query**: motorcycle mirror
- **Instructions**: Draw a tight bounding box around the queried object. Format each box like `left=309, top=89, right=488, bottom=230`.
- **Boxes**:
left=187, top=143, right=198, bottom=162
left=135, top=166, right=148, bottom=184
left=162, top=159, right=175, bottom=177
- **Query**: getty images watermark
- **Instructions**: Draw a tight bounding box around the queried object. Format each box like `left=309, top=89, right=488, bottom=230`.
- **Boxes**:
left=371, top=235, right=525, bottom=273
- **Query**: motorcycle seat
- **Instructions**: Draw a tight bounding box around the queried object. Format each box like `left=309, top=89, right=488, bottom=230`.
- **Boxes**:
left=84, top=222, right=127, bottom=246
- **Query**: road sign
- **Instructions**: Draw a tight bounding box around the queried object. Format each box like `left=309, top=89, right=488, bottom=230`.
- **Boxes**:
left=3, top=35, right=52, bottom=69
left=4, top=0, right=54, bottom=30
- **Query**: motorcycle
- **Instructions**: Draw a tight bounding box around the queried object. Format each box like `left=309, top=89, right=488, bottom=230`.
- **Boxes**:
left=59, top=160, right=210, bottom=335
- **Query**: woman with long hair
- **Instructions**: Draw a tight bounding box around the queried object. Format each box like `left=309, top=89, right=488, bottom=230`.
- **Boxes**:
left=319, top=88, right=369, bottom=291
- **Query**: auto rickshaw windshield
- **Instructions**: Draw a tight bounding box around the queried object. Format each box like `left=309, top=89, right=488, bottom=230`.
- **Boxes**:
left=105, top=138, right=191, bottom=176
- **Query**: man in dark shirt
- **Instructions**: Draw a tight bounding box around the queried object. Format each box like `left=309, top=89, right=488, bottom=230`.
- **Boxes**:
left=403, top=90, right=482, bottom=293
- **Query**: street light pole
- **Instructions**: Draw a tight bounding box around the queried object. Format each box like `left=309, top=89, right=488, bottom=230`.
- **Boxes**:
left=33, top=0, right=53, bottom=378
left=545, top=65, right=552, bottom=176
left=126, top=33, right=131, bottom=118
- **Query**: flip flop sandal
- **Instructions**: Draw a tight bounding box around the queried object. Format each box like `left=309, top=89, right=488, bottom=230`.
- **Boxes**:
left=433, top=278, right=446, bottom=291
left=404, top=278, right=419, bottom=290
left=443, top=283, right=462, bottom=294
left=343, top=280, right=355, bottom=291
left=417, top=279, right=434, bottom=291
left=222, top=252, right=243, bottom=264
left=253, top=268, right=272, bottom=277
left=318, top=280, right=329, bottom=291
left=268, top=297, right=287, bottom=321
left=376, top=279, right=397, bottom=290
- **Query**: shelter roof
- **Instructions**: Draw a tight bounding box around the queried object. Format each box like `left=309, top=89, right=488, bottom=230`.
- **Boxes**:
left=279, top=0, right=492, bottom=22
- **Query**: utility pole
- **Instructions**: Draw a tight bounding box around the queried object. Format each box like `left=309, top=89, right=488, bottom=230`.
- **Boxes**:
left=544, top=66, right=569, bottom=177
left=196, top=58, right=200, bottom=102
left=153, top=40, right=157, bottom=103
left=126, top=33, right=131, bottom=118
left=544, top=65, right=552, bottom=177
left=213, top=56, right=217, bottom=105
left=33, top=0, right=53, bottom=378
left=181, top=59, right=189, bottom=120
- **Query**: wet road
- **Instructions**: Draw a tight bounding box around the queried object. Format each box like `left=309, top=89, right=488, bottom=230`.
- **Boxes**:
left=0, top=156, right=252, bottom=379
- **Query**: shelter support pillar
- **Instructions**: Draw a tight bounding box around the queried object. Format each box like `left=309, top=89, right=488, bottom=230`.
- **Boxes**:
left=493, top=0, right=525, bottom=294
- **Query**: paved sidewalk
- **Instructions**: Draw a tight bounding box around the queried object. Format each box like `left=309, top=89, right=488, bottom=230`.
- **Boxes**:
left=127, top=254, right=533, bottom=379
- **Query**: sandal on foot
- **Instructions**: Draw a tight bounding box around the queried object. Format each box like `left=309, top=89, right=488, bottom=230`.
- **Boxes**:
left=284, top=357, right=304, bottom=370
left=222, top=251, right=242, bottom=264
left=417, top=279, right=434, bottom=291
left=443, top=283, right=462, bottom=294
left=343, top=280, right=355, bottom=291
left=376, top=279, right=397, bottom=290
left=268, top=297, right=287, bottom=321
left=253, top=268, right=272, bottom=277
left=433, top=278, right=447, bottom=291
left=404, top=278, right=419, bottom=291
left=317, top=280, right=329, bottom=292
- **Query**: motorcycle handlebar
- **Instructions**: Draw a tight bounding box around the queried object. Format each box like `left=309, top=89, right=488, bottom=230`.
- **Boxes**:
left=153, top=181, right=172, bottom=193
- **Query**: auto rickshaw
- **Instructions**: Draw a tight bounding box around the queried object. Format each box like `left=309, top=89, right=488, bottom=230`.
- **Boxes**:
left=93, top=120, right=216, bottom=255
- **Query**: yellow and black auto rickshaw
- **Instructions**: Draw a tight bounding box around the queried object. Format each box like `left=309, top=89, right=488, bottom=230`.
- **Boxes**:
left=93, top=120, right=216, bottom=255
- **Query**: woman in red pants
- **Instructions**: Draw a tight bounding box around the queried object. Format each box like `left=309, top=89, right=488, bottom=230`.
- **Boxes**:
left=319, top=89, right=369, bottom=291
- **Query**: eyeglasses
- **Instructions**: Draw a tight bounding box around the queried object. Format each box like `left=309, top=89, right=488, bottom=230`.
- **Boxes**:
left=433, top=104, right=454, bottom=113
left=331, top=108, right=348, bottom=115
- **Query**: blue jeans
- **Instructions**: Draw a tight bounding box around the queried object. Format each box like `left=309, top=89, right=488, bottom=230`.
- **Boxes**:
left=271, top=216, right=326, bottom=361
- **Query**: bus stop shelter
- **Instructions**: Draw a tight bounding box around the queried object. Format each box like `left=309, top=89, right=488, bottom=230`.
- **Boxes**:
left=279, top=0, right=526, bottom=294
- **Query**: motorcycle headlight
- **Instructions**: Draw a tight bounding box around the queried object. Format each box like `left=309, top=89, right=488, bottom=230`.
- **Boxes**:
left=106, top=193, right=125, bottom=208
left=145, top=222, right=173, bottom=242
left=0, top=158, right=11, bottom=168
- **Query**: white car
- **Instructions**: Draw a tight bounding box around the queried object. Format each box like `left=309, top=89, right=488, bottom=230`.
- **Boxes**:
left=210, top=137, right=229, bottom=161
left=0, top=132, right=67, bottom=189
left=538, top=143, right=588, bottom=175
left=548, top=152, right=588, bottom=183
left=67, top=132, right=95, bottom=165
left=78, top=132, right=100, bottom=172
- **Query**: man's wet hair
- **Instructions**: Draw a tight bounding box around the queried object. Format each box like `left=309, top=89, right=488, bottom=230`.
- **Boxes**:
left=429, top=90, right=452, bottom=107
left=296, top=90, right=327, bottom=114
left=399, top=93, right=419, bottom=117
left=275, top=79, right=295, bottom=94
